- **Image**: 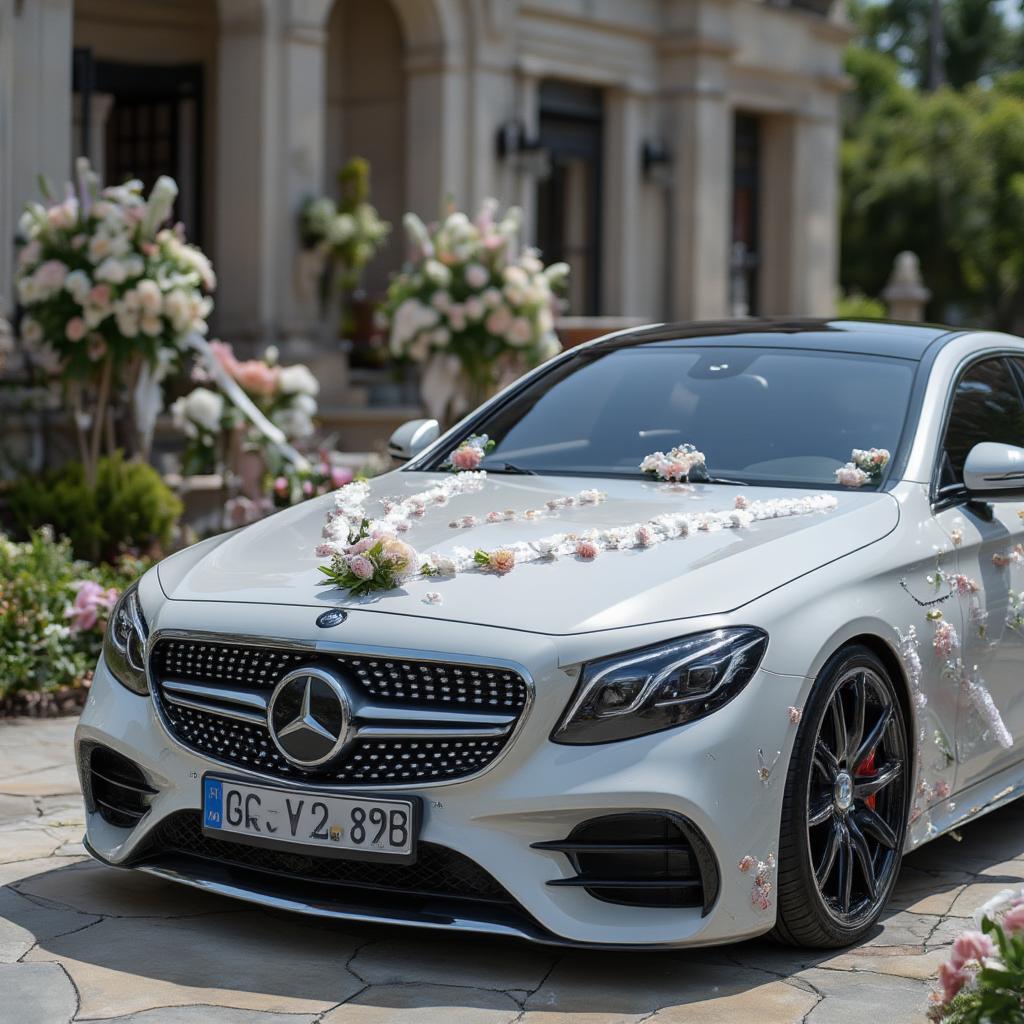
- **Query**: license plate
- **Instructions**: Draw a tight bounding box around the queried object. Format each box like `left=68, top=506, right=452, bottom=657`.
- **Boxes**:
left=201, top=775, right=419, bottom=863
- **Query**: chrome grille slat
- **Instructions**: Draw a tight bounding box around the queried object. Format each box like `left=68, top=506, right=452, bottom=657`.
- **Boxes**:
left=150, top=637, right=530, bottom=786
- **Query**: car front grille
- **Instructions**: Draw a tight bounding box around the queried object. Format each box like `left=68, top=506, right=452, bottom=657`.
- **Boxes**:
left=145, top=810, right=516, bottom=906
left=149, top=637, right=530, bottom=785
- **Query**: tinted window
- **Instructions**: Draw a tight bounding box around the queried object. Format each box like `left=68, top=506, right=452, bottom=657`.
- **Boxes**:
left=941, top=358, right=1024, bottom=486
left=428, top=346, right=916, bottom=487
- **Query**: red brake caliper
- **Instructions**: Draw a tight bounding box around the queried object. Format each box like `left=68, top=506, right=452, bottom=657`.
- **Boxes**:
left=856, top=749, right=877, bottom=811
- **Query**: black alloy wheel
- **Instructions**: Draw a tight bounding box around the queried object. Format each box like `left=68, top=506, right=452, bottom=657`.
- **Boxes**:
left=773, top=645, right=910, bottom=947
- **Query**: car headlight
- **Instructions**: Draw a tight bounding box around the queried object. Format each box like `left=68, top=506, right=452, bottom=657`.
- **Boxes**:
left=102, top=582, right=149, bottom=695
left=552, top=627, right=768, bottom=745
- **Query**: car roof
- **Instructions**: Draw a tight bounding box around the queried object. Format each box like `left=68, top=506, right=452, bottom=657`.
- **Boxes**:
left=584, top=318, right=963, bottom=361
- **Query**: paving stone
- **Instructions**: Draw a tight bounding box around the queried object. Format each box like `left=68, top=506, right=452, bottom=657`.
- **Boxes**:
left=86, top=1007, right=319, bottom=1024
left=888, top=867, right=971, bottom=915
left=323, top=984, right=522, bottom=1023
left=13, top=859, right=240, bottom=918
left=926, top=916, right=970, bottom=949
left=817, top=945, right=947, bottom=981
left=523, top=956, right=811, bottom=1020
left=0, top=855, right=88, bottom=887
left=0, top=885, right=100, bottom=962
left=0, top=793, right=37, bottom=826
left=0, top=828, right=64, bottom=864
left=25, top=911, right=365, bottom=1017
left=350, top=935, right=555, bottom=991
left=800, top=967, right=930, bottom=1024
left=0, top=763, right=81, bottom=797
left=0, top=961, right=78, bottom=1024
left=948, top=880, right=1024, bottom=918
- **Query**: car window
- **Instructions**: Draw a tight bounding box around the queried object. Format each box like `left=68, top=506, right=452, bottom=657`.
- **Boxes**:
left=940, top=357, right=1024, bottom=487
left=423, top=345, right=917, bottom=487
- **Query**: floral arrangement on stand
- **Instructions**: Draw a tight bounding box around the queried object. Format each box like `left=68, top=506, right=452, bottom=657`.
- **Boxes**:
left=171, top=341, right=320, bottom=476
left=300, top=157, right=390, bottom=347
left=930, top=889, right=1024, bottom=1021
left=383, top=199, right=569, bottom=424
left=15, top=158, right=215, bottom=485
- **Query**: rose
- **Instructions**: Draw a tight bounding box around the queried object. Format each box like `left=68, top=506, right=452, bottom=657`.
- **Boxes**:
left=575, top=539, right=599, bottom=560
left=488, top=548, right=516, bottom=574
left=65, top=581, right=118, bottom=633
left=451, top=446, right=482, bottom=471
left=379, top=537, right=419, bottom=577
left=279, top=363, right=320, bottom=396
left=950, top=930, right=996, bottom=970
left=65, top=318, right=87, bottom=343
left=348, top=555, right=374, bottom=580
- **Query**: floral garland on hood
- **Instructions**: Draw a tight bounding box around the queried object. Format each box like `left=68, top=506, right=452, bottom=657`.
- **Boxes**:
left=316, top=468, right=839, bottom=596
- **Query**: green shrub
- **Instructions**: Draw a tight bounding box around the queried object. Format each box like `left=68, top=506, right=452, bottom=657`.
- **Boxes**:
left=6, top=452, right=182, bottom=562
left=836, top=291, right=887, bottom=320
left=0, top=529, right=149, bottom=697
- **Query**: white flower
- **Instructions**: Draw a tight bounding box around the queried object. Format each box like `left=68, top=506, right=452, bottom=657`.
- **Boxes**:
left=180, top=387, right=224, bottom=434
left=279, top=363, right=320, bottom=396
left=141, top=174, right=179, bottom=238
left=163, top=290, right=191, bottom=333
left=423, top=259, right=451, bottom=287
left=20, top=317, right=43, bottom=345
left=974, top=888, right=1022, bottom=928
left=506, top=317, right=533, bottom=347
left=64, top=269, right=92, bottom=304
left=94, top=257, right=127, bottom=284
left=465, top=263, right=489, bottom=289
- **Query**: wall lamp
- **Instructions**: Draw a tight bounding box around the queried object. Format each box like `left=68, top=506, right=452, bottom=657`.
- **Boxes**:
left=642, top=139, right=674, bottom=186
left=496, top=119, right=551, bottom=179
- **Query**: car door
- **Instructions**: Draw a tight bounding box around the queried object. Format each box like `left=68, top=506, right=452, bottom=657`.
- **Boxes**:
left=933, top=355, right=1024, bottom=789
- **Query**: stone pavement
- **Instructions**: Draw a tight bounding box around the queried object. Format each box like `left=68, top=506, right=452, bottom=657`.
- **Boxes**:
left=2, top=718, right=1020, bottom=1024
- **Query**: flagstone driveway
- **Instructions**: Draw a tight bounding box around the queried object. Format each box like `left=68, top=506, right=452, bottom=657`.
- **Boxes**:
left=0, top=716, right=1017, bottom=1024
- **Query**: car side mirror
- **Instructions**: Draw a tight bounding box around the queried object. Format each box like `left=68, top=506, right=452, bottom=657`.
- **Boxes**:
left=387, top=418, right=439, bottom=462
left=963, top=442, right=1024, bottom=500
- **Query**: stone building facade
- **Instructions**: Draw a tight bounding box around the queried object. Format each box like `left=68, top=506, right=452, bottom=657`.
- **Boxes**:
left=0, top=0, right=849, bottom=352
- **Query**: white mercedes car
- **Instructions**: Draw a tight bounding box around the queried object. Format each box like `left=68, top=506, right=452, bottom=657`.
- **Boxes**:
left=77, top=319, right=1024, bottom=949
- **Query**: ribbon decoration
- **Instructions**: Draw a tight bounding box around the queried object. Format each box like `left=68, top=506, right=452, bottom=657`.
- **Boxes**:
left=185, top=332, right=310, bottom=471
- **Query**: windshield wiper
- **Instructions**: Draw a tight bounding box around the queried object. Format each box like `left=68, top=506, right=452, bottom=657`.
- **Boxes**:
left=485, top=462, right=538, bottom=476
left=700, top=476, right=748, bottom=486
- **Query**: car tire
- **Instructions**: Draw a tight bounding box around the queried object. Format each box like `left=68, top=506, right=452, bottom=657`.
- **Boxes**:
left=772, top=644, right=910, bottom=948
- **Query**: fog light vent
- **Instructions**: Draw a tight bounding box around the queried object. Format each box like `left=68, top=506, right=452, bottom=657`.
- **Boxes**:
left=533, top=811, right=720, bottom=915
left=86, top=746, right=156, bottom=828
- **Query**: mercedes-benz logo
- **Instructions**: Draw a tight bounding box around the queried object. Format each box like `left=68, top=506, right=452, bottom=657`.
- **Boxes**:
left=267, top=667, right=353, bottom=768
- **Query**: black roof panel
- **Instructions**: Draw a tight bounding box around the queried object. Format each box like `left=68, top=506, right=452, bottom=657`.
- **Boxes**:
left=586, top=318, right=961, bottom=361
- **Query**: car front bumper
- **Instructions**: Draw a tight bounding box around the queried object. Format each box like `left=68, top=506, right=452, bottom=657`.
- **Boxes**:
left=76, top=600, right=807, bottom=949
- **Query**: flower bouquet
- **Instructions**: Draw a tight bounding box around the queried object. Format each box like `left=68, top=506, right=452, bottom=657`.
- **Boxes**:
left=15, top=159, right=215, bottom=483
left=383, top=199, right=568, bottom=423
left=835, top=447, right=890, bottom=487
left=171, top=341, right=320, bottom=476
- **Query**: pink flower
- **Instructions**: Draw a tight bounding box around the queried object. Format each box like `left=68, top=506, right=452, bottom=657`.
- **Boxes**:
left=65, top=317, right=87, bottom=342
left=422, top=591, right=443, bottom=606
left=66, top=581, right=118, bottom=633
left=933, top=780, right=951, bottom=800
left=233, top=359, right=280, bottom=397
left=450, top=446, right=482, bottom=471
left=88, top=283, right=111, bottom=307
left=937, top=961, right=968, bottom=1004
left=273, top=476, right=289, bottom=495
left=835, top=465, right=869, bottom=487
left=331, top=467, right=353, bottom=488
left=575, top=539, right=599, bottom=560
left=460, top=515, right=477, bottom=528
left=635, top=525, right=653, bottom=547
left=950, top=930, right=996, bottom=970
left=348, top=555, right=374, bottom=580
left=315, top=544, right=334, bottom=557
left=488, top=548, right=516, bottom=574
left=486, top=511, right=502, bottom=523
left=933, top=620, right=959, bottom=659
left=379, top=537, right=419, bottom=575
left=738, top=855, right=755, bottom=873
left=302, top=481, right=314, bottom=496
left=347, top=537, right=374, bottom=555
left=952, top=574, right=979, bottom=596
left=787, top=707, right=802, bottom=724
left=735, top=495, right=749, bottom=510
left=1003, top=903, right=1024, bottom=935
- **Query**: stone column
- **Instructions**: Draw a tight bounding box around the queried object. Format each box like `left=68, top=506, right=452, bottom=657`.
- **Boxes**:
left=665, top=82, right=732, bottom=321
left=214, top=0, right=330, bottom=351
left=0, top=0, right=73, bottom=319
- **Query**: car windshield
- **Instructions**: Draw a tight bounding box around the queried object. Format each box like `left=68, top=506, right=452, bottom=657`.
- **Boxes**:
left=424, top=345, right=917, bottom=487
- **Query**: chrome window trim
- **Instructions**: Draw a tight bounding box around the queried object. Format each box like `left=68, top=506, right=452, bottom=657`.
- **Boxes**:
left=144, top=627, right=536, bottom=792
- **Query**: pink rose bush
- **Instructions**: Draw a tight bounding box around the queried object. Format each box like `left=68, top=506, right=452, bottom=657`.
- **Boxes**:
left=834, top=447, right=890, bottom=487
left=16, top=157, right=214, bottom=376
left=929, top=889, right=1024, bottom=1020
left=383, top=199, right=568, bottom=390
left=65, top=580, right=119, bottom=633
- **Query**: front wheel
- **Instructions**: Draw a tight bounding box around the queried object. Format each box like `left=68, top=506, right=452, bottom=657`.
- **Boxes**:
left=773, top=645, right=910, bottom=947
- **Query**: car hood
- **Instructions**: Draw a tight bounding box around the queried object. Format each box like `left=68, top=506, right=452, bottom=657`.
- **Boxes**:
left=158, top=473, right=898, bottom=635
